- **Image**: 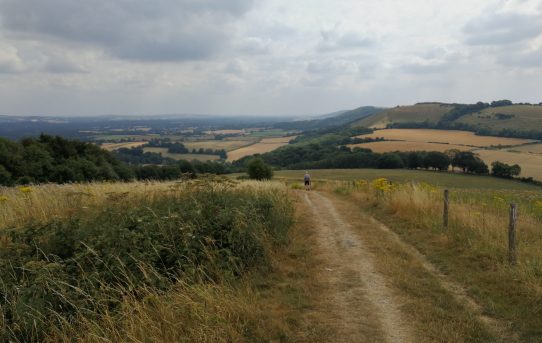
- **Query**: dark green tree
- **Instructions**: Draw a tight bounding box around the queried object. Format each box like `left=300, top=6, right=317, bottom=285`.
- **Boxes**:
left=247, top=158, right=273, bottom=180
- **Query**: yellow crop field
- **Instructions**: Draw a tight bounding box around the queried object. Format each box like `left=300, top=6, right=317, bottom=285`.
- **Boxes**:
left=348, top=141, right=471, bottom=153
left=101, top=141, right=147, bottom=151
left=509, top=143, right=542, bottom=154
left=143, top=147, right=220, bottom=161
left=474, top=149, right=542, bottom=180
left=360, top=129, right=534, bottom=147
left=183, top=140, right=254, bottom=152
left=226, top=136, right=296, bottom=161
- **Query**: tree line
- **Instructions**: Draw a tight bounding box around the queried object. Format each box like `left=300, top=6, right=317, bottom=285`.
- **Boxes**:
left=0, top=135, right=233, bottom=186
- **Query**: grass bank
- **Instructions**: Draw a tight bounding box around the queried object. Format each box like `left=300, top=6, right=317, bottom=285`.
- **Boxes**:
left=0, top=178, right=298, bottom=342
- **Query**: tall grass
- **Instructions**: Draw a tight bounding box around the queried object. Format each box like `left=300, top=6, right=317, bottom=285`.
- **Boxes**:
left=0, top=178, right=294, bottom=342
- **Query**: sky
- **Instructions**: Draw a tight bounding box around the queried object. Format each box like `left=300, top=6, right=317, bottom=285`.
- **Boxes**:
left=0, top=0, right=541, bottom=116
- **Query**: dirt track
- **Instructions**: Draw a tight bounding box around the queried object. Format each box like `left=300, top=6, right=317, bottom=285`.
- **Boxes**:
left=303, top=191, right=413, bottom=343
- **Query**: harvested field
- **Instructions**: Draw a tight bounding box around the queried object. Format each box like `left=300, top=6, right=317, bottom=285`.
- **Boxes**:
left=348, top=141, right=470, bottom=153
left=360, top=129, right=534, bottom=147
left=204, top=129, right=246, bottom=135
left=226, top=136, right=296, bottom=161
left=101, top=141, right=147, bottom=151
left=143, top=147, right=220, bottom=161
left=183, top=140, right=255, bottom=152
left=509, top=143, right=542, bottom=154
left=474, top=149, right=542, bottom=180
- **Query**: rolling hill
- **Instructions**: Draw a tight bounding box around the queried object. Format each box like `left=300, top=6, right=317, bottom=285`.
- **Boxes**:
left=351, top=103, right=453, bottom=128
left=275, top=106, right=385, bottom=130
left=352, top=102, right=542, bottom=138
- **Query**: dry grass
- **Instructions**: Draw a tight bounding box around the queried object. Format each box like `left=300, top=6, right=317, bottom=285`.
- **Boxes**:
left=348, top=141, right=471, bottom=153
left=359, top=129, right=534, bottom=147
left=0, top=181, right=176, bottom=228
left=511, top=143, right=542, bottom=154
left=101, top=141, right=147, bottom=151
left=226, top=136, right=296, bottom=161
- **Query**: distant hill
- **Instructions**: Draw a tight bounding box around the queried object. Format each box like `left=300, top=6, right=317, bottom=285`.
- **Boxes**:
left=352, top=103, right=453, bottom=128
left=275, top=106, right=385, bottom=131
left=456, top=105, right=542, bottom=132
left=351, top=102, right=542, bottom=139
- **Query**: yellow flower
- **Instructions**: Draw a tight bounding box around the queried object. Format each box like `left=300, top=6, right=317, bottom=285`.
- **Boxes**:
left=371, top=178, right=393, bottom=193
left=0, top=195, right=8, bottom=202
left=18, top=186, right=33, bottom=193
left=534, top=200, right=542, bottom=209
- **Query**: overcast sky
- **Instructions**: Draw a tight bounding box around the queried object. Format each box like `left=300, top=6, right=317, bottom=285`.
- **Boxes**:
left=0, top=0, right=541, bottom=116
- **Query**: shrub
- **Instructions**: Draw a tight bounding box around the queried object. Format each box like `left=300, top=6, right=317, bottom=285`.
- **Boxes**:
left=247, top=158, right=273, bottom=180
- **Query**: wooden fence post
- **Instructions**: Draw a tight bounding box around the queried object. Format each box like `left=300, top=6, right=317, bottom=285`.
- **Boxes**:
left=443, top=189, right=449, bottom=229
left=509, top=203, right=518, bottom=265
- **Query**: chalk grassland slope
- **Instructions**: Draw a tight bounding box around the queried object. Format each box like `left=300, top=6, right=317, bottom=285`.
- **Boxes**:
left=349, top=141, right=471, bottom=153
left=273, top=169, right=539, bottom=191
left=227, top=136, right=297, bottom=162
left=352, top=103, right=454, bottom=129
left=144, top=147, right=221, bottom=161
left=101, top=141, right=148, bottom=151
left=0, top=180, right=306, bottom=343
left=457, top=105, right=542, bottom=131
left=358, top=129, right=535, bottom=147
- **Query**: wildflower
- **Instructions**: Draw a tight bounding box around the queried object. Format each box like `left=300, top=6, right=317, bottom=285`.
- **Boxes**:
left=534, top=200, right=542, bottom=210
left=0, top=195, right=8, bottom=202
left=18, top=186, right=33, bottom=194
left=371, top=178, right=393, bottom=193
left=493, top=196, right=505, bottom=203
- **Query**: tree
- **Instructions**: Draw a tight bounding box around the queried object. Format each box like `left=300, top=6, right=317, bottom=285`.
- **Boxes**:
left=377, top=153, right=404, bottom=169
left=451, top=151, right=488, bottom=174
left=247, top=158, right=273, bottom=180
left=0, top=165, right=12, bottom=186
left=491, top=161, right=521, bottom=178
left=423, top=151, right=450, bottom=171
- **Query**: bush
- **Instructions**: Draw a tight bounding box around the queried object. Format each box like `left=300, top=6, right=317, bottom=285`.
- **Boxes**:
left=247, top=158, right=273, bottom=180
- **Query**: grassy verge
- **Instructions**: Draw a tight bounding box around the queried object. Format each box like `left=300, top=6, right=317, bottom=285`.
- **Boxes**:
left=0, top=179, right=303, bottom=342
left=320, top=179, right=541, bottom=341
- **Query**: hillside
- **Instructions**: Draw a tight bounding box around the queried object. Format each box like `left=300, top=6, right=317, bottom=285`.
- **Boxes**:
left=274, top=106, right=385, bottom=130
left=352, top=103, right=453, bottom=128
left=457, top=104, right=542, bottom=132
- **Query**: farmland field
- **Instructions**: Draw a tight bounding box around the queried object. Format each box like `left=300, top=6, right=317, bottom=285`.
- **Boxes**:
left=226, top=136, right=296, bottom=161
left=474, top=149, right=542, bottom=180
left=143, top=147, right=220, bottom=161
left=273, top=169, right=539, bottom=191
left=101, top=141, right=147, bottom=151
left=183, top=140, right=255, bottom=151
left=359, top=129, right=534, bottom=147
left=348, top=141, right=470, bottom=153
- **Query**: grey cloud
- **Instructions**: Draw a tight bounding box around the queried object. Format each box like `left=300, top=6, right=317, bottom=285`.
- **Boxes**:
left=317, top=28, right=374, bottom=52
left=498, top=48, right=542, bottom=67
left=0, top=0, right=254, bottom=62
left=464, top=12, right=542, bottom=46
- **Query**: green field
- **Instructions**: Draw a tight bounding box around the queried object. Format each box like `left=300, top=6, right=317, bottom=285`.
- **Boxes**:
left=273, top=169, right=540, bottom=191
left=352, top=103, right=453, bottom=128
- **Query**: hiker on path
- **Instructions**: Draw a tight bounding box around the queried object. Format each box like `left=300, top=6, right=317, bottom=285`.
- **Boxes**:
left=304, top=171, right=312, bottom=191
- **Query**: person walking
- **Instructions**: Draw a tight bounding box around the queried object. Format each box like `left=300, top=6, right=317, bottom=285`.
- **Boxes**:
left=304, top=171, right=312, bottom=191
